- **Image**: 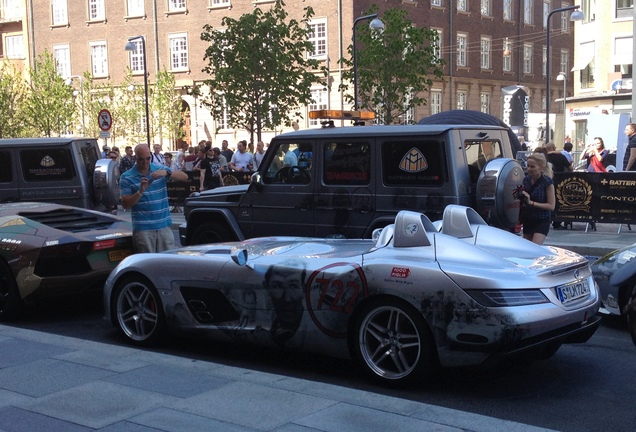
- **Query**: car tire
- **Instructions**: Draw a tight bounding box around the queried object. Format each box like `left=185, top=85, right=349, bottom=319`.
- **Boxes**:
left=191, top=222, right=233, bottom=244
left=353, top=298, right=435, bottom=386
left=113, top=275, right=166, bottom=346
left=625, top=284, right=636, bottom=346
left=0, top=261, right=23, bottom=321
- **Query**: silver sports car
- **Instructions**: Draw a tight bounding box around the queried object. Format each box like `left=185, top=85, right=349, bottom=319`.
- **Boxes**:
left=104, top=205, right=600, bottom=385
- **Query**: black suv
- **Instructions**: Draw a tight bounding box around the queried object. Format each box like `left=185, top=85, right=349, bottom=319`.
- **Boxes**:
left=180, top=122, right=523, bottom=245
left=0, top=138, right=120, bottom=211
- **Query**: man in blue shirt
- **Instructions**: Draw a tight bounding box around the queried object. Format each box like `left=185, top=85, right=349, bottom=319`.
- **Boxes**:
left=120, top=144, right=189, bottom=252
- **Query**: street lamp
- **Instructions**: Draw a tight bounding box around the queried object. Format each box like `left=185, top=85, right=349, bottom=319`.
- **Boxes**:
left=125, top=35, right=151, bottom=146
left=545, top=5, right=583, bottom=144
left=556, top=72, right=567, bottom=142
left=65, top=75, right=85, bottom=136
left=352, top=13, right=384, bottom=111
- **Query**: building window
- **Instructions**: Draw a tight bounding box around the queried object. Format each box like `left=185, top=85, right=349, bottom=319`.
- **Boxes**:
left=561, top=4, right=569, bottom=31
left=457, top=33, right=467, bottom=67
left=503, top=0, right=512, bottom=20
left=481, top=0, right=491, bottom=16
left=582, top=0, right=594, bottom=23
left=2, top=0, right=21, bottom=19
left=216, top=95, right=229, bottom=130
left=457, top=0, right=467, bottom=12
left=51, top=0, right=68, bottom=26
left=126, top=0, right=144, bottom=16
left=523, top=0, right=533, bottom=25
left=4, top=35, right=24, bottom=59
left=480, top=93, right=490, bottom=114
left=541, top=95, right=546, bottom=112
left=168, top=0, right=186, bottom=11
left=431, top=90, right=442, bottom=114
left=523, top=43, right=532, bottom=74
left=503, top=39, right=512, bottom=72
left=89, top=0, right=104, bottom=20
left=480, top=37, right=491, bottom=69
left=128, top=40, right=145, bottom=74
left=542, top=1, right=550, bottom=28
left=432, top=29, right=442, bottom=62
left=542, top=46, right=547, bottom=76
left=90, top=41, right=108, bottom=77
left=431, top=0, right=442, bottom=6
left=308, top=20, right=327, bottom=59
left=211, top=0, right=230, bottom=5
left=560, top=49, right=569, bottom=75
left=53, top=44, right=70, bottom=77
left=308, top=87, right=327, bottom=127
left=169, top=33, right=189, bottom=71
left=616, top=0, right=634, bottom=19
left=456, top=91, right=467, bottom=110
left=581, top=59, right=595, bottom=89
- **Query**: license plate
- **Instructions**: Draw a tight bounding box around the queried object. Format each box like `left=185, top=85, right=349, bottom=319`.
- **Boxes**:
left=108, top=249, right=132, bottom=262
left=556, top=280, right=590, bottom=304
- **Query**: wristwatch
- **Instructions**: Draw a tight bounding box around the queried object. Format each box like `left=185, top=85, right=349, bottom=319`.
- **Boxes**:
left=165, top=168, right=172, bottom=178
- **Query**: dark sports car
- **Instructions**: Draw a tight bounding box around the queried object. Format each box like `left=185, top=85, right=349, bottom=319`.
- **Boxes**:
left=104, top=205, right=600, bottom=385
left=1, top=202, right=133, bottom=320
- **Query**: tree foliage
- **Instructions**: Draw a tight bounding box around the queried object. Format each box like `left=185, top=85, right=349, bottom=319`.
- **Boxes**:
left=22, top=50, right=75, bottom=137
left=154, top=69, right=185, bottom=143
left=340, top=6, right=445, bottom=124
left=200, top=0, right=325, bottom=143
left=0, top=61, right=28, bottom=138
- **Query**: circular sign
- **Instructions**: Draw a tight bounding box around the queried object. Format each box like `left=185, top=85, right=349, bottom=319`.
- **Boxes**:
left=98, top=109, right=113, bottom=132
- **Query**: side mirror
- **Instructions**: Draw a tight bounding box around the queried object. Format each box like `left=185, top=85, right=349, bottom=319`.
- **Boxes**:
left=251, top=172, right=263, bottom=192
left=230, top=248, right=248, bottom=266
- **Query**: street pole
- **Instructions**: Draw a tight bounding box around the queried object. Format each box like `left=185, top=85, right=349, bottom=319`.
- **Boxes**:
left=125, top=36, right=151, bottom=146
left=352, top=14, right=384, bottom=111
left=65, top=75, right=85, bottom=136
left=545, top=5, right=583, bottom=145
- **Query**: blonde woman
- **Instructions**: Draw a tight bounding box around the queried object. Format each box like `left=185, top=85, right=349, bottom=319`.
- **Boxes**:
left=519, top=153, right=555, bottom=245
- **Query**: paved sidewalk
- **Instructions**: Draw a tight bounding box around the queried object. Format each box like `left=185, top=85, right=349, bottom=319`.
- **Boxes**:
left=0, top=325, right=556, bottom=432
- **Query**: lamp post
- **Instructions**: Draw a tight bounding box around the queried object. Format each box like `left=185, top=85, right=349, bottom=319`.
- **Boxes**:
left=65, top=75, right=85, bottom=136
left=556, top=72, right=567, bottom=143
left=352, top=14, right=384, bottom=111
left=125, top=35, right=151, bottom=146
left=545, top=5, right=583, bottom=144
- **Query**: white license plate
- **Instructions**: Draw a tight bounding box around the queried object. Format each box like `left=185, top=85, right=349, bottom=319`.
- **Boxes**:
left=557, top=280, right=590, bottom=304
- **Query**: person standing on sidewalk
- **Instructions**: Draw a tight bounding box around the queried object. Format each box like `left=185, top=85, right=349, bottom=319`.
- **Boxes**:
left=520, top=153, right=555, bottom=245
left=120, top=144, right=188, bottom=253
left=624, top=123, right=636, bottom=171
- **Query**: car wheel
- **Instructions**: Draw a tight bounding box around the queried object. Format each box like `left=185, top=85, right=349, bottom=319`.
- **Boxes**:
left=625, top=284, right=636, bottom=346
left=353, top=298, right=435, bottom=385
left=114, top=275, right=166, bottom=346
left=0, top=262, right=23, bottom=321
left=191, top=222, right=233, bottom=244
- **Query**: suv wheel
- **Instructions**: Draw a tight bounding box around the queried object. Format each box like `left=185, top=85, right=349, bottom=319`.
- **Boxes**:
left=191, top=222, right=233, bottom=244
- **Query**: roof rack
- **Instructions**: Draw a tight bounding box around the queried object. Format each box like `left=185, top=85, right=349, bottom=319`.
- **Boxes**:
left=309, top=110, right=375, bottom=127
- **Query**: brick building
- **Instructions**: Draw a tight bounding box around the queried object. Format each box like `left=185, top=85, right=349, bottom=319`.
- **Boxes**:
left=6, top=1, right=578, bottom=149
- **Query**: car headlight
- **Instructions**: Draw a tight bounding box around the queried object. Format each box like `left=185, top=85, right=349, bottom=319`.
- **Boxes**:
left=464, top=289, right=549, bottom=307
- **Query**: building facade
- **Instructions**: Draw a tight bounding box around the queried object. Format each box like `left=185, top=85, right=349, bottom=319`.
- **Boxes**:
left=0, top=0, right=30, bottom=78
left=15, top=0, right=578, bottom=150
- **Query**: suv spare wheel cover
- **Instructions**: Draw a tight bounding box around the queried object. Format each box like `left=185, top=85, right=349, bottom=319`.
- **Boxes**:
left=93, top=159, right=120, bottom=208
left=475, top=158, right=523, bottom=229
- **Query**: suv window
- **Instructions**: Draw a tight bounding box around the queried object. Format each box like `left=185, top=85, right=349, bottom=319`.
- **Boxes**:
left=0, top=150, right=12, bottom=183
left=382, top=139, right=446, bottom=187
left=20, top=148, right=77, bottom=182
left=263, top=142, right=312, bottom=185
left=465, top=139, right=503, bottom=183
left=323, top=141, right=370, bottom=185
left=79, top=144, right=100, bottom=179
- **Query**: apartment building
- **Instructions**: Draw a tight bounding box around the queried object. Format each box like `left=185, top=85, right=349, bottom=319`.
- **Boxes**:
left=17, top=0, right=578, bottom=149
left=0, top=0, right=29, bottom=78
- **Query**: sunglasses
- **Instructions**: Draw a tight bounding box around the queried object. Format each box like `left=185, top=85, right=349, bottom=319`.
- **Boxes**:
left=136, top=156, right=151, bottom=161
left=109, top=156, right=117, bottom=160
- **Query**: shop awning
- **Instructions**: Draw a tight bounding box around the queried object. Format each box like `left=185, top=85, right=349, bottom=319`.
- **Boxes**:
left=571, top=56, right=594, bottom=71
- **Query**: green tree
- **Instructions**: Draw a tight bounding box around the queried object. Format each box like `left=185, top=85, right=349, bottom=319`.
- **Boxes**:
left=200, top=0, right=325, bottom=144
left=340, top=7, right=445, bottom=124
left=0, top=61, right=28, bottom=138
left=153, top=68, right=185, bottom=146
left=112, top=71, right=147, bottom=144
left=22, top=50, right=75, bottom=136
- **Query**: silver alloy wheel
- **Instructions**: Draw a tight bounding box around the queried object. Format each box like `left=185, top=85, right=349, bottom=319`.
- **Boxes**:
left=358, top=305, right=422, bottom=380
left=116, top=279, right=160, bottom=342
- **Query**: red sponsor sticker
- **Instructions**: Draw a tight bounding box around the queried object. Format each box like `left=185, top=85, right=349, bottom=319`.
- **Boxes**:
left=390, top=267, right=410, bottom=278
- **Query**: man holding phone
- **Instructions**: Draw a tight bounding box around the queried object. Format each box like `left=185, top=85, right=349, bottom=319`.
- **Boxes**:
left=120, top=144, right=189, bottom=252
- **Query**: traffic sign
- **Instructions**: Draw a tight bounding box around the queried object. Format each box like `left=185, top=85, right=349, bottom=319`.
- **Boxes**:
left=98, top=109, right=113, bottom=132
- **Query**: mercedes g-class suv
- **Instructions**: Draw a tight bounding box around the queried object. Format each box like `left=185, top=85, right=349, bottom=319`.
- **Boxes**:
left=180, top=112, right=524, bottom=246
left=0, top=138, right=120, bottom=211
